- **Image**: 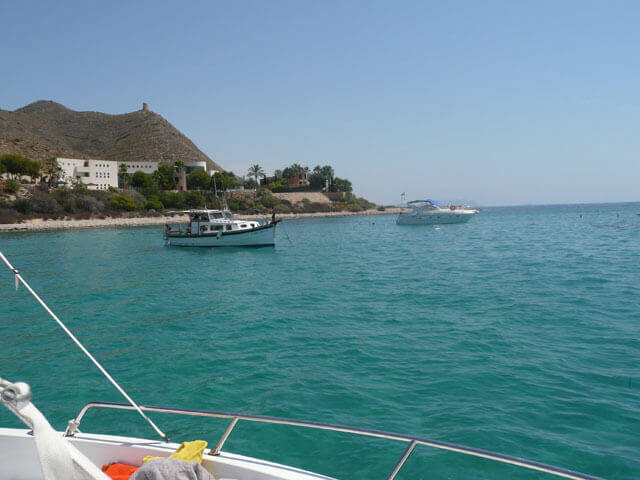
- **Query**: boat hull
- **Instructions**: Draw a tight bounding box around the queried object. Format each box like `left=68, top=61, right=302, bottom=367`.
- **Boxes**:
left=396, top=211, right=475, bottom=225
left=0, top=428, right=335, bottom=480
left=165, top=223, right=276, bottom=247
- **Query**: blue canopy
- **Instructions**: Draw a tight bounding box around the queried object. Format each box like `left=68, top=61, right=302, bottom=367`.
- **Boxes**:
left=408, top=199, right=442, bottom=208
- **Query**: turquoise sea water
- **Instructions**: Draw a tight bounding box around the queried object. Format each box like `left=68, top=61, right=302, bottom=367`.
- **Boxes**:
left=1, top=203, right=638, bottom=479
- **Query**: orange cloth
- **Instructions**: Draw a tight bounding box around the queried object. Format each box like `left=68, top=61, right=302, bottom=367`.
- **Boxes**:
left=102, top=463, right=138, bottom=480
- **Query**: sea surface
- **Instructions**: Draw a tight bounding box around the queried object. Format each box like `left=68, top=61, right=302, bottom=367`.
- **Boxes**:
left=1, top=203, right=639, bottom=479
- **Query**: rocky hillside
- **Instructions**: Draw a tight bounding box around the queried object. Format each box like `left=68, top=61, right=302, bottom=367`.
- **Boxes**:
left=0, top=101, right=221, bottom=170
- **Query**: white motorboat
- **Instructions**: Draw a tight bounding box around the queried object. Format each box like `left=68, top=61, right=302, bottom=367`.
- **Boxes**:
left=0, top=252, right=603, bottom=480
left=164, top=209, right=279, bottom=247
left=396, top=200, right=477, bottom=225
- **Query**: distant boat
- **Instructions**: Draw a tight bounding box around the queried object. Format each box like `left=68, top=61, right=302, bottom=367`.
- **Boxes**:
left=164, top=209, right=279, bottom=247
left=396, top=199, right=476, bottom=225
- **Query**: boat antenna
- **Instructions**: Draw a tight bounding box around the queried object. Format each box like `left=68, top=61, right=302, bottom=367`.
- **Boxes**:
left=0, top=251, right=169, bottom=443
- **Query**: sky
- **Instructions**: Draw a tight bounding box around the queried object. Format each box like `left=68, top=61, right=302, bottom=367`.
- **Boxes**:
left=1, top=0, right=639, bottom=206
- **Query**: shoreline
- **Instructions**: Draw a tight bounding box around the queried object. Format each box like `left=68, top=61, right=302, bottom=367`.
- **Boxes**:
left=0, top=208, right=406, bottom=233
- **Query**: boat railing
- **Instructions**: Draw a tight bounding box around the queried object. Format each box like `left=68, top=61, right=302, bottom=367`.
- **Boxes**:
left=64, top=401, right=603, bottom=480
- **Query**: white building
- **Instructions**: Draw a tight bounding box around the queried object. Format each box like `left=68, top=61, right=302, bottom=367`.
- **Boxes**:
left=185, top=161, right=208, bottom=174
left=57, top=158, right=118, bottom=190
left=56, top=158, right=216, bottom=190
left=118, top=161, right=159, bottom=175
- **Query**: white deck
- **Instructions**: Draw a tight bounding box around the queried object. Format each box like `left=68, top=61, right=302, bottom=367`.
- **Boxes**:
left=0, top=428, right=336, bottom=480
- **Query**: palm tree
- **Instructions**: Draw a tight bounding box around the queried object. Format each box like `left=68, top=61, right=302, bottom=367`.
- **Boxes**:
left=71, top=175, right=84, bottom=190
left=174, top=160, right=186, bottom=173
left=174, top=160, right=187, bottom=190
left=43, top=157, right=63, bottom=189
left=118, top=163, right=129, bottom=189
left=247, top=164, right=264, bottom=185
left=152, top=170, right=163, bottom=186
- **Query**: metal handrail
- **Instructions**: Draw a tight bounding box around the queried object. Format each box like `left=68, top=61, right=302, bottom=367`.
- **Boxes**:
left=64, top=401, right=604, bottom=480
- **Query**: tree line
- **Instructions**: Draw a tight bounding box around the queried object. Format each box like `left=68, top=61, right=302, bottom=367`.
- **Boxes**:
left=0, top=155, right=65, bottom=191
left=1, top=154, right=353, bottom=195
left=247, top=163, right=353, bottom=193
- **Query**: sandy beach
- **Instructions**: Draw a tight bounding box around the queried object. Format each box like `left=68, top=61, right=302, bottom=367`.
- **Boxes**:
left=0, top=208, right=406, bottom=232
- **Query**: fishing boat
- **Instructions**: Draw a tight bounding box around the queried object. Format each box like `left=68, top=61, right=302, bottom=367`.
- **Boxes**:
left=0, top=252, right=603, bottom=480
left=164, top=209, right=279, bottom=247
left=396, top=199, right=477, bottom=225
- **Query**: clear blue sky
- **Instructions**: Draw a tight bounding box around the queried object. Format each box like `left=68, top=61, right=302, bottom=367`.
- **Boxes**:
left=2, top=0, right=639, bottom=205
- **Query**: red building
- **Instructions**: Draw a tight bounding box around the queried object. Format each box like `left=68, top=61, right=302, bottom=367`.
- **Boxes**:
left=286, top=171, right=308, bottom=186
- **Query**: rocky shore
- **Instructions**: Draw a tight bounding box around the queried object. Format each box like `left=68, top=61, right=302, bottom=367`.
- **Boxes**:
left=0, top=208, right=406, bottom=232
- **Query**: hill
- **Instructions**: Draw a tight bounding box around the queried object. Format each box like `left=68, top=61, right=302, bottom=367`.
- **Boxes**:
left=0, top=101, right=221, bottom=170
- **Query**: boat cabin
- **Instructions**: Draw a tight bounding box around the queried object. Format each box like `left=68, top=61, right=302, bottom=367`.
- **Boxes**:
left=166, top=209, right=263, bottom=237
left=188, top=210, right=233, bottom=222
left=407, top=199, right=442, bottom=211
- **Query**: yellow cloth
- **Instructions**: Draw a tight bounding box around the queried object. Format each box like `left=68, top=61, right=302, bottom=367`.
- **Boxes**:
left=143, top=440, right=208, bottom=464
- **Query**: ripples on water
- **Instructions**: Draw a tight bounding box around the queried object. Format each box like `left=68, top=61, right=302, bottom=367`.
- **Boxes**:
left=1, top=203, right=638, bottom=479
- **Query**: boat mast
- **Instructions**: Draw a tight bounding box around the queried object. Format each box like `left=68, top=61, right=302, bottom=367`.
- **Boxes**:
left=212, top=173, right=219, bottom=208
